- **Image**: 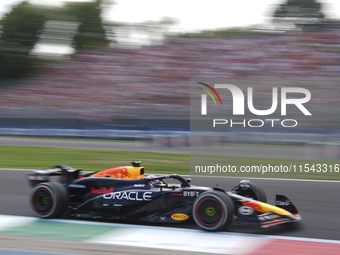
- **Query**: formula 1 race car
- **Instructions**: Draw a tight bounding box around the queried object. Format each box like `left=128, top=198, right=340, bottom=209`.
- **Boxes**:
left=26, top=161, right=301, bottom=231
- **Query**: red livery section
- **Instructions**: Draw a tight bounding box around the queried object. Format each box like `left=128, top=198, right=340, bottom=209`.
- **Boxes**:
left=90, top=187, right=114, bottom=194
left=91, top=166, right=131, bottom=178
left=243, top=201, right=262, bottom=211
left=90, top=165, right=145, bottom=179
left=249, top=239, right=340, bottom=255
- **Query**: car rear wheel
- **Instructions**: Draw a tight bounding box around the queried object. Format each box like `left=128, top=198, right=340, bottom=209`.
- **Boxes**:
left=29, top=182, right=68, bottom=219
left=193, top=191, right=234, bottom=231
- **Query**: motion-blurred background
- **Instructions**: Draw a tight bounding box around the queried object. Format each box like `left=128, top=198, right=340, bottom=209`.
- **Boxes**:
left=0, top=0, right=339, bottom=161
left=1, top=4, right=340, bottom=253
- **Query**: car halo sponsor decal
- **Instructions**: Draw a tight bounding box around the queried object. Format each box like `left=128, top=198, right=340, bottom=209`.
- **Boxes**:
left=171, top=213, right=189, bottom=221
left=134, top=184, right=145, bottom=187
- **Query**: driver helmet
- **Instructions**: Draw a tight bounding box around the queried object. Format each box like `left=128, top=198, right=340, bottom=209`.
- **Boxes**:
left=148, top=175, right=161, bottom=187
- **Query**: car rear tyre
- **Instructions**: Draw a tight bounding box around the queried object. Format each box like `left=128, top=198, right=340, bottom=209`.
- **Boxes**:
left=231, top=181, right=267, bottom=203
left=29, top=182, right=68, bottom=219
left=193, top=191, right=234, bottom=231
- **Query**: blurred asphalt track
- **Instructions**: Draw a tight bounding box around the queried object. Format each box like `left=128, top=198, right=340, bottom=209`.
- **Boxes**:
left=0, top=138, right=338, bottom=254
left=0, top=137, right=323, bottom=159
left=0, top=169, right=339, bottom=241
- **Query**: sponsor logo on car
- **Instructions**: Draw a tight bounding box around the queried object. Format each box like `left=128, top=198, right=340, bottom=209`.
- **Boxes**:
left=134, top=184, right=145, bottom=187
left=238, top=206, right=254, bottom=215
left=171, top=213, right=189, bottom=221
left=276, top=200, right=291, bottom=206
left=183, top=191, right=200, bottom=197
left=240, top=182, right=250, bottom=190
left=103, top=191, right=153, bottom=201
left=91, top=187, right=114, bottom=194
left=28, top=175, right=49, bottom=181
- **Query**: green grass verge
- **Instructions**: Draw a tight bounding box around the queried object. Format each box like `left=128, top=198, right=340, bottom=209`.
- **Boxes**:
left=0, top=146, right=338, bottom=180
left=0, top=136, right=141, bottom=143
left=0, top=146, right=189, bottom=174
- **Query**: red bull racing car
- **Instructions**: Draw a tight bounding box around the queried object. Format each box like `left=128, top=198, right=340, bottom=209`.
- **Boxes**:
left=27, top=161, right=301, bottom=231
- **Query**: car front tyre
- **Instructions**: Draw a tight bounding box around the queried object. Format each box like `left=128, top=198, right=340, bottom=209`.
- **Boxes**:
left=193, top=191, right=234, bottom=231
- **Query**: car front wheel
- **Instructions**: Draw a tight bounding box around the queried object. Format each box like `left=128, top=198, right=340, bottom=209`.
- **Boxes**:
left=192, top=191, right=234, bottom=231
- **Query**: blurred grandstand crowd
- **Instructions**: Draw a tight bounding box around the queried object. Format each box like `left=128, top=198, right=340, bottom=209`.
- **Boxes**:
left=0, top=28, right=339, bottom=128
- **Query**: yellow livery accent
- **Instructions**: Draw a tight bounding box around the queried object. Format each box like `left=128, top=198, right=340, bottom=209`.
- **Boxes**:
left=171, top=213, right=189, bottom=221
left=242, top=201, right=291, bottom=216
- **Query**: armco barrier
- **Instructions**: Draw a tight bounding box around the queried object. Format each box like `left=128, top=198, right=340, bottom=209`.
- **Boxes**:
left=0, top=126, right=189, bottom=140
left=0, top=126, right=190, bottom=147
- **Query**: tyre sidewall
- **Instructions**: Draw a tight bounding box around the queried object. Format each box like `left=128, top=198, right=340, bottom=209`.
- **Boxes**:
left=29, top=182, right=68, bottom=219
left=193, top=191, right=234, bottom=231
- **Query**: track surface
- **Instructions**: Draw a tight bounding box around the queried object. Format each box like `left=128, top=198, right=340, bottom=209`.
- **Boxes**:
left=0, top=234, right=208, bottom=255
left=1, top=169, right=339, bottom=241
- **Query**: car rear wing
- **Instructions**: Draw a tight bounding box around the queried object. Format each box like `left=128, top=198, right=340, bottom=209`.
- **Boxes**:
left=27, top=165, right=82, bottom=187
